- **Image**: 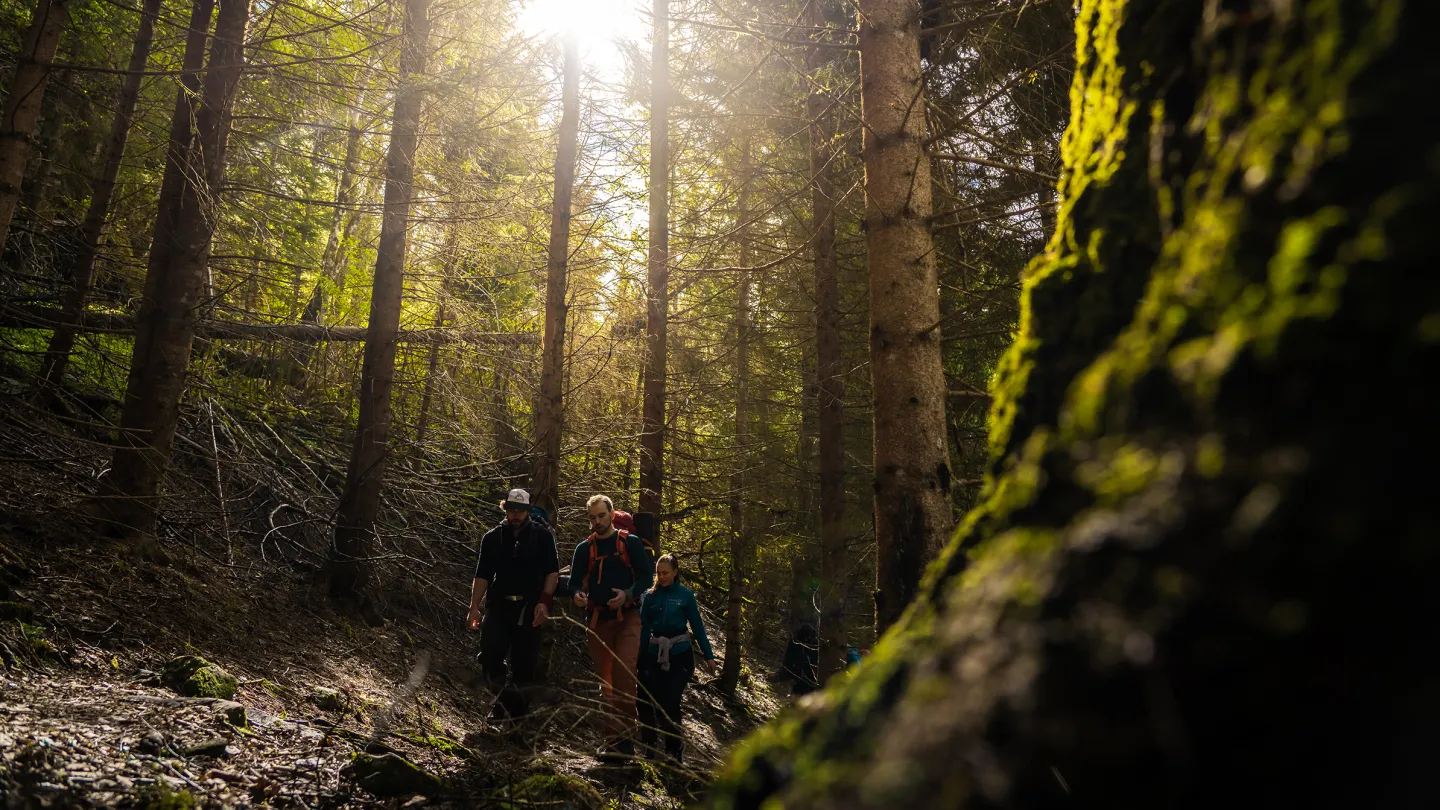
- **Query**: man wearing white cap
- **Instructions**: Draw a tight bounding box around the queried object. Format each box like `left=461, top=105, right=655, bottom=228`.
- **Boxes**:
left=467, top=487, right=559, bottom=720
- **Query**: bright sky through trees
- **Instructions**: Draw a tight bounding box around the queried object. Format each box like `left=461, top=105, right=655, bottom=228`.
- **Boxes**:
left=516, top=0, right=645, bottom=76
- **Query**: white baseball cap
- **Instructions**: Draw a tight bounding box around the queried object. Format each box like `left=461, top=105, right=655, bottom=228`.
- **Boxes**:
left=503, top=489, right=531, bottom=509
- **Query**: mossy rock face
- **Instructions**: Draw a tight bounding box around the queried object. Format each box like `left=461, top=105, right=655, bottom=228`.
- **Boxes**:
left=341, top=752, right=443, bottom=798
left=497, top=773, right=605, bottom=810
left=162, top=656, right=238, bottom=700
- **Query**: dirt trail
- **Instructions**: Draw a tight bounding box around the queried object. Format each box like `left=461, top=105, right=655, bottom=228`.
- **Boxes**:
left=0, top=478, right=778, bottom=809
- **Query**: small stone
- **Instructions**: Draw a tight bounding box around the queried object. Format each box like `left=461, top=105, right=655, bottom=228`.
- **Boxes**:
left=183, top=738, right=230, bottom=758
left=341, top=753, right=443, bottom=798
left=138, top=731, right=167, bottom=755
left=212, top=700, right=246, bottom=727
left=311, top=687, right=349, bottom=713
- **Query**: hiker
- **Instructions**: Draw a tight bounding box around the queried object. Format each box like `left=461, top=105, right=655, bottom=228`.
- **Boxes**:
left=467, top=488, right=560, bottom=721
left=571, top=494, right=654, bottom=760
left=782, top=623, right=820, bottom=696
left=637, top=553, right=715, bottom=763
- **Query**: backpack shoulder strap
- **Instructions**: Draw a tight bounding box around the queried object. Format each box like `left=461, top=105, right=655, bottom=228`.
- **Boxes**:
left=615, top=529, right=632, bottom=570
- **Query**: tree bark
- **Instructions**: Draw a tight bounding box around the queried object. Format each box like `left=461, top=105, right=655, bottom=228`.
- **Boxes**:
left=301, top=114, right=366, bottom=327
left=717, top=137, right=753, bottom=696
left=38, top=0, right=163, bottom=387
left=706, top=1, right=1440, bottom=807
left=531, top=35, right=581, bottom=519
left=859, top=0, right=953, bottom=636
left=416, top=231, right=458, bottom=446
left=808, top=0, right=849, bottom=681
left=99, top=0, right=245, bottom=540
left=329, top=0, right=430, bottom=605
left=0, top=0, right=72, bottom=255
left=638, top=0, right=669, bottom=529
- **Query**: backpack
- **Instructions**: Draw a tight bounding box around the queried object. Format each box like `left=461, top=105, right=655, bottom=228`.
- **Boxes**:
left=584, top=515, right=657, bottom=626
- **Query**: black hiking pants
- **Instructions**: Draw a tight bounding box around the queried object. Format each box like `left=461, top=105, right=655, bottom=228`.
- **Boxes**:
left=479, top=598, right=539, bottom=715
left=637, top=648, right=694, bottom=759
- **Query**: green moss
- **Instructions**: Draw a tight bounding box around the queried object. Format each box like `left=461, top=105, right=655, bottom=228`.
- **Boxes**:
left=706, top=0, right=1422, bottom=806
left=162, top=655, right=238, bottom=700
left=135, top=785, right=196, bottom=810
left=403, top=732, right=470, bottom=759
left=496, top=772, right=605, bottom=810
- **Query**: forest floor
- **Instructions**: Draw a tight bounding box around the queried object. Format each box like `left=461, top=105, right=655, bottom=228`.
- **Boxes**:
left=0, top=388, right=781, bottom=809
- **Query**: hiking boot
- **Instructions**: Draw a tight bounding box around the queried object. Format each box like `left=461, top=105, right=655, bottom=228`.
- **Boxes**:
left=596, top=740, right=636, bottom=763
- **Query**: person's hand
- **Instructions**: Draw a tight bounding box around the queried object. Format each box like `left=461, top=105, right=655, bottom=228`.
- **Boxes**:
left=700, top=658, right=716, bottom=675
left=573, top=591, right=589, bottom=609
left=532, top=602, right=550, bottom=627
left=606, top=588, right=626, bottom=610
left=467, top=606, right=482, bottom=631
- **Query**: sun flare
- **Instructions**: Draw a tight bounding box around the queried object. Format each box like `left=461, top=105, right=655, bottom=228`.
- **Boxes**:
left=516, top=0, right=645, bottom=76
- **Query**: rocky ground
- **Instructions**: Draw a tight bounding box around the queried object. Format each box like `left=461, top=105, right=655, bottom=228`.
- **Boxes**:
left=0, top=392, right=781, bottom=809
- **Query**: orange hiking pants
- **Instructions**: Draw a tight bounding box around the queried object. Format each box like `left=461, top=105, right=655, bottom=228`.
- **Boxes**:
left=587, top=612, right=641, bottom=743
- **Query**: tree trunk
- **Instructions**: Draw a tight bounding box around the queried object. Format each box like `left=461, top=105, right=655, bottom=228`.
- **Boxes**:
left=329, top=0, right=430, bottom=606
left=531, top=35, right=581, bottom=519
left=706, top=1, right=1440, bottom=807
left=302, top=114, right=366, bottom=327
left=99, top=0, right=244, bottom=541
left=638, top=0, right=669, bottom=529
left=808, top=0, right=849, bottom=681
left=415, top=231, right=459, bottom=447
left=39, top=0, right=163, bottom=387
left=0, top=0, right=72, bottom=255
left=859, top=0, right=953, bottom=636
left=414, top=300, right=445, bottom=446
left=491, top=355, right=524, bottom=481
left=717, top=137, right=753, bottom=696
left=788, top=327, right=820, bottom=634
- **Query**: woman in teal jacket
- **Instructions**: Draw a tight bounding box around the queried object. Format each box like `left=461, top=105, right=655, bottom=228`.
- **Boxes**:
left=637, top=553, right=715, bottom=763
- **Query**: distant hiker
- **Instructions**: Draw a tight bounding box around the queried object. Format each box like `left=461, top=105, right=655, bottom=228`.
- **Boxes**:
left=637, top=553, right=715, bottom=763
left=846, top=646, right=867, bottom=669
left=782, top=623, right=820, bottom=696
left=571, top=494, right=654, bottom=761
left=467, top=488, right=559, bottom=721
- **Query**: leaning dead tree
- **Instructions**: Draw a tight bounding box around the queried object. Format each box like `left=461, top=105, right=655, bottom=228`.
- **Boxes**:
left=4, top=305, right=535, bottom=346
left=707, top=0, right=1439, bottom=807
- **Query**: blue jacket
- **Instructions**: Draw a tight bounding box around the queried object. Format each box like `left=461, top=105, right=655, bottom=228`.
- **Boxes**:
left=639, top=583, right=715, bottom=660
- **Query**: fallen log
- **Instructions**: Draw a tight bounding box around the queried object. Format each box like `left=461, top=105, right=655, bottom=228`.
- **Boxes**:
left=1, top=304, right=537, bottom=345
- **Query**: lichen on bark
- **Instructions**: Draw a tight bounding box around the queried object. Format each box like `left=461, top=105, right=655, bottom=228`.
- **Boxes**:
left=707, top=0, right=1440, bottom=807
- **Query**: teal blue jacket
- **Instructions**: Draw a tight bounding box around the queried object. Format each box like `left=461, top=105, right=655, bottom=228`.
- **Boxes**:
left=639, top=583, right=715, bottom=660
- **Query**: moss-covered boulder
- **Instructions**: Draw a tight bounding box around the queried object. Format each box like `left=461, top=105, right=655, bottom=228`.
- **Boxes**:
left=341, top=752, right=443, bottom=798
left=496, top=772, right=604, bottom=810
left=162, top=656, right=238, bottom=700
left=311, top=686, right=349, bottom=712
left=706, top=0, right=1440, bottom=808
